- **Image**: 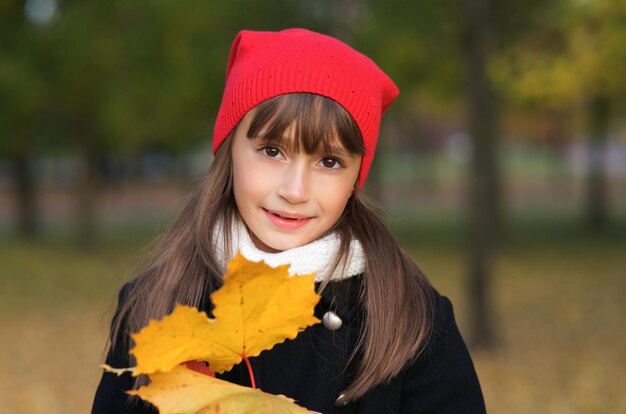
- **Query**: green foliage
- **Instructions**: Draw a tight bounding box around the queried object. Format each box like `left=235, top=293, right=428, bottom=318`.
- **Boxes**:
left=0, top=2, right=51, bottom=156
left=357, top=1, right=462, bottom=106
left=492, top=0, right=626, bottom=110
left=2, top=0, right=624, bottom=157
left=0, top=0, right=305, bottom=159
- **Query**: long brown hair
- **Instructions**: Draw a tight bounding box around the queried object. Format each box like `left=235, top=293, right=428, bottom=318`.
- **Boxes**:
left=111, top=93, right=434, bottom=401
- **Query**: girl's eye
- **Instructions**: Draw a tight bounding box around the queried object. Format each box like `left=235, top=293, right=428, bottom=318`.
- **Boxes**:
left=262, top=146, right=282, bottom=158
left=321, top=157, right=342, bottom=169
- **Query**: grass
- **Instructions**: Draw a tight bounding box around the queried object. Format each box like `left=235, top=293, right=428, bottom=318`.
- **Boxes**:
left=0, top=240, right=140, bottom=413
left=0, top=218, right=625, bottom=413
left=411, top=242, right=626, bottom=413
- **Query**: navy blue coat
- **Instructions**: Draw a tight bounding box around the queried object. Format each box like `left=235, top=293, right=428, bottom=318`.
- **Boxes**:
left=92, top=276, right=485, bottom=413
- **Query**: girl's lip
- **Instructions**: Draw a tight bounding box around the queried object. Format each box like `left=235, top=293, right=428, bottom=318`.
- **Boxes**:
left=263, top=208, right=313, bottom=230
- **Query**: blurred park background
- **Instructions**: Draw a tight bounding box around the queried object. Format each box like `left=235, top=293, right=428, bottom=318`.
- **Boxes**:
left=1, top=0, right=625, bottom=412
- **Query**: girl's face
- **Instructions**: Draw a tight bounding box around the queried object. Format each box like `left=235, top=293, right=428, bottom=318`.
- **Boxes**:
left=231, top=109, right=362, bottom=252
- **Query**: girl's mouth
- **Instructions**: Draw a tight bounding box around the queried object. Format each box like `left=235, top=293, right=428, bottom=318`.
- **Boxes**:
left=263, top=209, right=313, bottom=230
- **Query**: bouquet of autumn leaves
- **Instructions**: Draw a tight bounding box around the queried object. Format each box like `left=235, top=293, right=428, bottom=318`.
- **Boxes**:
left=102, top=253, right=321, bottom=413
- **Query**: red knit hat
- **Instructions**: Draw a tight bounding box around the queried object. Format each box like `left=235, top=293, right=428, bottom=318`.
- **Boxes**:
left=212, top=28, right=399, bottom=187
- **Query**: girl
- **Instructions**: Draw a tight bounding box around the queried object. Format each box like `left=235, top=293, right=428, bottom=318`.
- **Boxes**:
left=92, top=28, right=485, bottom=413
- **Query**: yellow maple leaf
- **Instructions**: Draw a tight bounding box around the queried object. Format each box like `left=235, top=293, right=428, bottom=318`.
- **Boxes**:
left=131, top=253, right=321, bottom=376
left=129, top=365, right=310, bottom=414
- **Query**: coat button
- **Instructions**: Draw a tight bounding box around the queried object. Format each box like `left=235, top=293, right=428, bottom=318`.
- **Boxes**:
left=334, top=393, right=348, bottom=408
left=323, top=311, right=343, bottom=330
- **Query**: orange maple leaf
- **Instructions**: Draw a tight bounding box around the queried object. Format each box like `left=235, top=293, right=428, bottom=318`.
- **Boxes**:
left=129, top=365, right=310, bottom=414
left=129, top=252, right=321, bottom=386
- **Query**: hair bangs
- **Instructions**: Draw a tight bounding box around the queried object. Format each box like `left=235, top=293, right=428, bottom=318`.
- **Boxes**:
left=246, top=93, right=365, bottom=158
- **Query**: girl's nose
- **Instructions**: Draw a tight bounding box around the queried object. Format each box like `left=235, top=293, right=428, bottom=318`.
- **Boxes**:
left=277, top=164, right=310, bottom=204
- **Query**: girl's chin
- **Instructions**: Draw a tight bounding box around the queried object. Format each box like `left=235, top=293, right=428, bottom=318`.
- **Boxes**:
left=250, top=233, right=312, bottom=253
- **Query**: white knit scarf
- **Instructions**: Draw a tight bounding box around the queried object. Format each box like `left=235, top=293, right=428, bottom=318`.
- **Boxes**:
left=214, top=220, right=365, bottom=283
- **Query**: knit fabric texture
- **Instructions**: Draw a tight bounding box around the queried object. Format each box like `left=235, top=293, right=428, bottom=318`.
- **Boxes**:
left=213, top=219, right=365, bottom=283
left=212, top=28, right=399, bottom=187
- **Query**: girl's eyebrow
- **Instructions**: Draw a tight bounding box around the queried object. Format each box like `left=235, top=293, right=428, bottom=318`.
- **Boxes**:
left=326, top=146, right=354, bottom=157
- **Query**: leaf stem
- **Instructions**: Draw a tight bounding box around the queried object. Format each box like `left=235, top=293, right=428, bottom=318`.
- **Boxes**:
left=242, top=355, right=256, bottom=389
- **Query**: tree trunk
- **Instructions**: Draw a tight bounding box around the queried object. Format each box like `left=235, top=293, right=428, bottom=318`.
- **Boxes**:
left=584, top=94, right=610, bottom=232
left=76, top=129, right=101, bottom=248
left=13, top=150, right=39, bottom=238
left=457, top=0, right=500, bottom=349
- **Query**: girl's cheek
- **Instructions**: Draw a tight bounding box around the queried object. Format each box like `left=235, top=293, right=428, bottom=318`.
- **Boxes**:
left=236, top=159, right=283, bottom=195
